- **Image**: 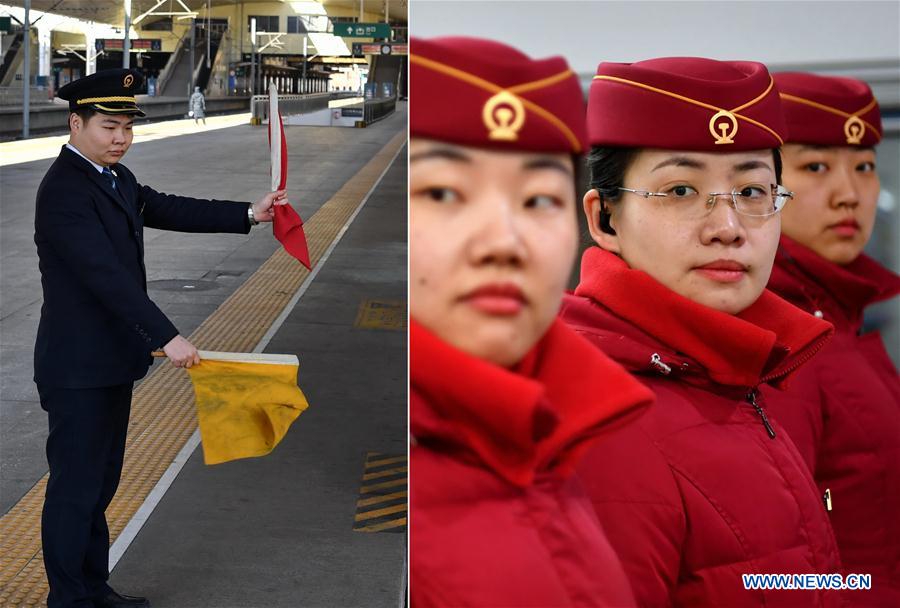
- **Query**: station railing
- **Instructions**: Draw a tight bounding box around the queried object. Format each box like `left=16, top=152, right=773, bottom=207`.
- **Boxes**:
left=363, top=96, right=397, bottom=126
left=250, top=92, right=344, bottom=124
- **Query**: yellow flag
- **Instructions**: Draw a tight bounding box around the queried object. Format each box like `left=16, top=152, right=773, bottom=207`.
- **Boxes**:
left=186, top=351, right=309, bottom=465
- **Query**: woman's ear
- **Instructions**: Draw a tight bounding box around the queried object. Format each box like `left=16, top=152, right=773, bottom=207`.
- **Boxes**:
left=583, top=189, right=622, bottom=253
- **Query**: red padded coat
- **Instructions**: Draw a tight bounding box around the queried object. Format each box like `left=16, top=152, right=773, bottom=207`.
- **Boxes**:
left=762, top=236, right=900, bottom=607
left=410, top=318, right=654, bottom=607
left=560, top=247, right=843, bottom=607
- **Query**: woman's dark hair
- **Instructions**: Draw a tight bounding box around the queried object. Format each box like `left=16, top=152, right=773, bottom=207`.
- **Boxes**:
left=572, top=153, right=585, bottom=201
left=773, top=147, right=783, bottom=184
left=585, top=146, right=784, bottom=235
left=586, top=147, right=640, bottom=234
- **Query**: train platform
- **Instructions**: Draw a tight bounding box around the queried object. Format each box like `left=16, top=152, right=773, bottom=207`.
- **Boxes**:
left=0, top=103, right=408, bottom=607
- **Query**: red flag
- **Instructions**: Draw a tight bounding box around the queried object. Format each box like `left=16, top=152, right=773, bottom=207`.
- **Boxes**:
left=273, top=204, right=311, bottom=270
left=269, top=85, right=311, bottom=269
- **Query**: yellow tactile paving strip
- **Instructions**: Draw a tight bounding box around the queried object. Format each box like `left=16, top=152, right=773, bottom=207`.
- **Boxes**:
left=0, top=128, right=407, bottom=607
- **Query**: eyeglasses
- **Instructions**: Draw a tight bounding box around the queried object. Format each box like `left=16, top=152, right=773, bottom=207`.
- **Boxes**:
left=615, top=184, right=793, bottom=219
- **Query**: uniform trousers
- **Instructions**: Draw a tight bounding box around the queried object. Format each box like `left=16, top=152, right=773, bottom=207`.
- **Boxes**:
left=39, top=383, right=133, bottom=608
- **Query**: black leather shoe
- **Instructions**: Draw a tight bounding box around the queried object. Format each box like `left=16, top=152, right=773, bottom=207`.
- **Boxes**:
left=92, top=589, right=151, bottom=608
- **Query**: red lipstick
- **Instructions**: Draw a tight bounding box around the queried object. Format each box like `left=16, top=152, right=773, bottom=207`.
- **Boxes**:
left=828, top=218, right=860, bottom=237
left=694, top=260, right=748, bottom=283
left=461, top=283, right=526, bottom=315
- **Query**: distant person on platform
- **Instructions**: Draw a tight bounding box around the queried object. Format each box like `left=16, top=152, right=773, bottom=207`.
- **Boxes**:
left=36, top=68, right=287, bottom=608
left=189, top=85, right=206, bottom=125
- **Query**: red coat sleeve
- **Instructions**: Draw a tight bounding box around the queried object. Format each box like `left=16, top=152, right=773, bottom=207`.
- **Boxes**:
left=576, top=421, right=686, bottom=607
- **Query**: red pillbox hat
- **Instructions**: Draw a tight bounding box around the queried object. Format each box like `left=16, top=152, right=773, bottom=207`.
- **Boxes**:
left=774, top=72, right=882, bottom=147
left=410, top=36, right=588, bottom=154
left=588, top=57, right=786, bottom=151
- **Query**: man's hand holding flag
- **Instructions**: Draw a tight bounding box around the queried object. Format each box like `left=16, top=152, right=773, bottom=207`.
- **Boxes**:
left=250, top=189, right=290, bottom=223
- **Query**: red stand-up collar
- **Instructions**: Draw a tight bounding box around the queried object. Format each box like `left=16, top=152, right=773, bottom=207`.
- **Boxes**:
left=410, top=318, right=653, bottom=488
left=573, top=247, right=833, bottom=388
left=772, top=236, right=900, bottom=323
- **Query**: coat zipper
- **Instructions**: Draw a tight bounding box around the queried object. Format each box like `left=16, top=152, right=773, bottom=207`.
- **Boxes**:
left=649, top=353, right=672, bottom=375
left=647, top=353, right=784, bottom=441
left=759, top=334, right=832, bottom=386
left=747, top=389, right=776, bottom=439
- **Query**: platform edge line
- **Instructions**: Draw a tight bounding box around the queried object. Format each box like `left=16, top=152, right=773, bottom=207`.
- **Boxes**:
left=108, top=429, right=201, bottom=570
left=399, top=530, right=408, bottom=608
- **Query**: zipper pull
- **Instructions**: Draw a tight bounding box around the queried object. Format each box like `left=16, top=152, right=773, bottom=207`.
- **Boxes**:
left=650, top=353, right=672, bottom=375
left=747, top=390, right=776, bottom=439
left=823, top=488, right=832, bottom=512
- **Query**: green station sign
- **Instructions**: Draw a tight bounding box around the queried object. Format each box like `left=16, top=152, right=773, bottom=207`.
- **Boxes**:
left=334, top=22, right=391, bottom=38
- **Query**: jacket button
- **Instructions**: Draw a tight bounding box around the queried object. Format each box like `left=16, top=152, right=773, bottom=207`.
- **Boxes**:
left=813, top=310, right=824, bottom=318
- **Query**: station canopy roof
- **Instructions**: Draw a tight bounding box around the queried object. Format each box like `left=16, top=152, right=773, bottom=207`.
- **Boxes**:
left=1, top=1, right=406, bottom=30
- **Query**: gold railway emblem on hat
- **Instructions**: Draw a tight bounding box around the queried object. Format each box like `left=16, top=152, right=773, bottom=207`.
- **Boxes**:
left=483, top=91, right=525, bottom=141
left=844, top=115, right=865, bottom=144
left=123, top=74, right=134, bottom=88
left=709, top=110, right=738, bottom=145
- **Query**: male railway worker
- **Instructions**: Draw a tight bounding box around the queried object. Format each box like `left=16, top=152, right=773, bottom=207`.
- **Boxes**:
left=34, top=69, right=286, bottom=608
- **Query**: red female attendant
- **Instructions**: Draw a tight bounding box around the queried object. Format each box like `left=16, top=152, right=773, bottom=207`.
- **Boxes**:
left=409, top=36, right=653, bottom=607
left=560, top=57, right=843, bottom=607
left=762, top=72, right=900, bottom=607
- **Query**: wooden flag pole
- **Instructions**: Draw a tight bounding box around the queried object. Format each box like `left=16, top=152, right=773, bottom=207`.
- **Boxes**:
left=151, top=350, right=299, bottom=365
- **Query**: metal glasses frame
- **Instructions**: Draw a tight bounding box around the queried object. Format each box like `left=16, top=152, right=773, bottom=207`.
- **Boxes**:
left=615, top=184, right=794, bottom=217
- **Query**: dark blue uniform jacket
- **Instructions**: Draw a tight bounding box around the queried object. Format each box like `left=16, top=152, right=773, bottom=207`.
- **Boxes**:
left=34, top=145, right=251, bottom=389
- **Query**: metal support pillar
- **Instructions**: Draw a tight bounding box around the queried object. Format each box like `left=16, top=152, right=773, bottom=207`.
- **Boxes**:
left=38, top=26, right=51, bottom=83
left=250, top=18, right=256, bottom=96
left=122, top=0, right=131, bottom=68
left=23, top=0, right=30, bottom=138
left=189, top=18, right=195, bottom=94
left=85, top=22, right=97, bottom=75
left=205, top=0, right=210, bottom=69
